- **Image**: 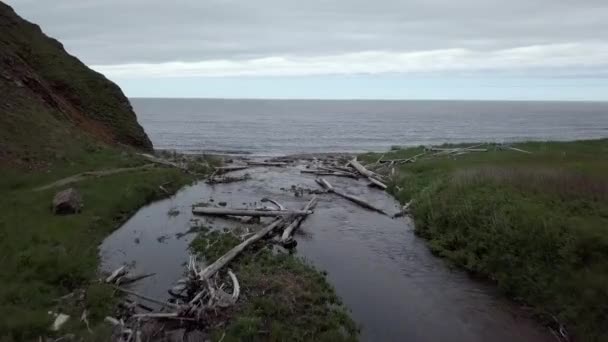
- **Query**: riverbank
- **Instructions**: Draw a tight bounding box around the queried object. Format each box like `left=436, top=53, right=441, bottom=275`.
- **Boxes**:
left=360, top=139, right=608, bottom=341
left=1, top=149, right=360, bottom=341
left=99, top=155, right=551, bottom=342
left=0, top=148, right=212, bottom=340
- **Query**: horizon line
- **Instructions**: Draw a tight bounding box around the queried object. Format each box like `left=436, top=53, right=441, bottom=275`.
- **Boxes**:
left=127, top=96, right=608, bottom=103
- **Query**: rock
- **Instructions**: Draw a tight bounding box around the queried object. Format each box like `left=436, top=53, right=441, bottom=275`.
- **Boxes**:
left=52, top=188, right=83, bottom=215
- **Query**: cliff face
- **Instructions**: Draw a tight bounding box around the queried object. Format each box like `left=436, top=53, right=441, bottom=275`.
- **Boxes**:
left=0, top=2, right=152, bottom=165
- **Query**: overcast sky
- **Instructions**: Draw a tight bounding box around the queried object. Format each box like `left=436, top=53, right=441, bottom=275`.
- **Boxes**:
left=5, top=0, right=608, bottom=100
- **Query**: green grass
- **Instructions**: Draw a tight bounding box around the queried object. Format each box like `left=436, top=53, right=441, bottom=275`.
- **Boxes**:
left=0, top=148, right=198, bottom=341
left=191, top=230, right=359, bottom=342
left=361, top=139, right=608, bottom=341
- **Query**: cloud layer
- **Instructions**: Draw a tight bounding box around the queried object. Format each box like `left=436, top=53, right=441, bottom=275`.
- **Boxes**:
left=92, top=43, right=608, bottom=78
left=6, top=0, right=608, bottom=68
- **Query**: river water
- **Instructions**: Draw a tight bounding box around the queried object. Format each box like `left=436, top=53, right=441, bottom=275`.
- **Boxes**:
left=132, top=98, right=608, bottom=155
left=100, top=160, right=552, bottom=341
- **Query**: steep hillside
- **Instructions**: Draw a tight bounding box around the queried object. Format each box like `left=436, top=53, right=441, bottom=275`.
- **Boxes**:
left=0, top=2, right=151, bottom=167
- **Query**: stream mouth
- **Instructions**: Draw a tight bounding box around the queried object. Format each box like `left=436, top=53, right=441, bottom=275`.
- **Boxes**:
left=100, top=158, right=551, bottom=342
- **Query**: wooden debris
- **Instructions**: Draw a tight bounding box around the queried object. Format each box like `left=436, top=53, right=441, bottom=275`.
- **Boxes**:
left=393, top=200, right=413, bottom=218
left=261, top=198, right=285, bottom=210
left=281, top=196, right=318, bottom=244
left=105, top=265, right=127, bottom=284
left=316, top=178, right=387, bottom=215
left=300, top=170, right=358, bottom=178
left=81, top=309, right=92, bottom=334
left=349, top=158, right=388, bottom=190
left=246, top=161, right=288, bottom=167
left=51, top=313, right=70, bottom=331
left=507, top=146, right=532, bottom=154
left=227, top=269, right=240, bottom=303
left=197, top=218, right=286, bottom=281
left=116, top=273, right=156, bottom=286
left=192, top=207, right=312, bottom=217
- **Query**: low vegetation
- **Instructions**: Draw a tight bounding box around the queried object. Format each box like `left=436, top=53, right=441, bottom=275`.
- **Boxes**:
left=0, top=146, right=205, bottom=341
left=190, top=230, right=359, bottom=341
left=361, top=139, right=608, bottom=341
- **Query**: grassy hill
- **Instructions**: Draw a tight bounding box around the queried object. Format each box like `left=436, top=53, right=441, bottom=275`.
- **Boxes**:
left=0, top=1, right=151, bottom=169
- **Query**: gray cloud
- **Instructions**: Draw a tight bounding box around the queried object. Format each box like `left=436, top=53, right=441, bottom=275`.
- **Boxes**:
left=5, top=0, right=608, bottom=68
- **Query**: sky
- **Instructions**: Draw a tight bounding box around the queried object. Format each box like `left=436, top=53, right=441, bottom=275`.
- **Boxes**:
left=5, top=0, right=608, bottom=101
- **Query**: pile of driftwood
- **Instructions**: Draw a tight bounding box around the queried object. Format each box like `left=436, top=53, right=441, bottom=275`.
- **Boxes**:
left=301, top=157, right=388, bottom=190
left=364, top=143, right=534, bottom=173
left=104, top=196, right=318, bottom=340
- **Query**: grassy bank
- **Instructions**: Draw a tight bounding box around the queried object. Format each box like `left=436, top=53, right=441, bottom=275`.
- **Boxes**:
left=190, top=230, right=358, bottom=342
left=0, top=147, right=205, bottom=341
left=361, top=139, right=608, bottom=341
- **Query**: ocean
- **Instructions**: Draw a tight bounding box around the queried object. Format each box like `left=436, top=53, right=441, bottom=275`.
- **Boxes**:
left=132, top=98, right=608, bottom=155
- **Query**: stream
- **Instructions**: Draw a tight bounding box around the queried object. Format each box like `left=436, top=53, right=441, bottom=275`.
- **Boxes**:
left=100, top=158, right=552, bottom=342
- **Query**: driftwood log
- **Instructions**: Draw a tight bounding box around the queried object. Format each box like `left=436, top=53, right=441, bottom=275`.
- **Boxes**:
left=188, top=218, right=286, bottom=306
left=300, top=170, right=358, bottom=179
left=349, top=158, right=387, bottom=190
left=316, top=178, right=387, bottom=215
left=192, top=207, right=312, bottom=217
left=261, top=198, right=285, bottom=210
left=507, top=146, right=532, bottom=154
left=281, top=196, right=318, bottom=244
left=246, top=161, right=288, bottom=167
left=380, top=152, right=427, bottom=165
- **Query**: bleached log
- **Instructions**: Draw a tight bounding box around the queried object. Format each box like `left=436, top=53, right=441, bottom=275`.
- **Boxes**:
left=393, top=200, right=413, bottom=218
left=300, top=170, right=358, bottom=178
left=261, top=198, right=285, bottom=210
left=227, top=269, right=240, bottom=302
left=192, top=207, right=312, bottom=217
left=105, top=266, right=127, bottom=284
left=367, top=177, right=388, bottom=190
left=317, top=166, right=359, bottom=177
left=316, top=178, right=387, bottom=215
left=246, top=161, right=288, bottom=167
left=189, top=218, right=286, bottom=305
left=281, top=196, right=318, bottom=243
left=349, top=158, right=388, bottom=189
left=349, top=158, right=380, bottom=179
left=198, top=218, right=285, bottom=280
left=116, top=273, right=156, bottom=286
left=104, top=316, right=121, bottom=326
left=51, top=313, right=70, bottom=331
left=508, top=146, right=532, bottom=154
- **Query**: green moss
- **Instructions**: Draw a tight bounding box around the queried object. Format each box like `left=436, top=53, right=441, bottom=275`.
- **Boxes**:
left=191, top=230, right=359, bottom=342
left=363, top=139, right=608, bottom=341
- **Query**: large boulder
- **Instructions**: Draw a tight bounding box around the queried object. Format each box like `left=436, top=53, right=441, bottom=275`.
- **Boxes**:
left=52, top=188, right=83, bottom=215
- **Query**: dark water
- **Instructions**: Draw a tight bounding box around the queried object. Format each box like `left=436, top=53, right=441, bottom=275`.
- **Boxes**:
left=100, top=162, right=551, bottom=341
left=132, top=98, right=608, bottom=155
